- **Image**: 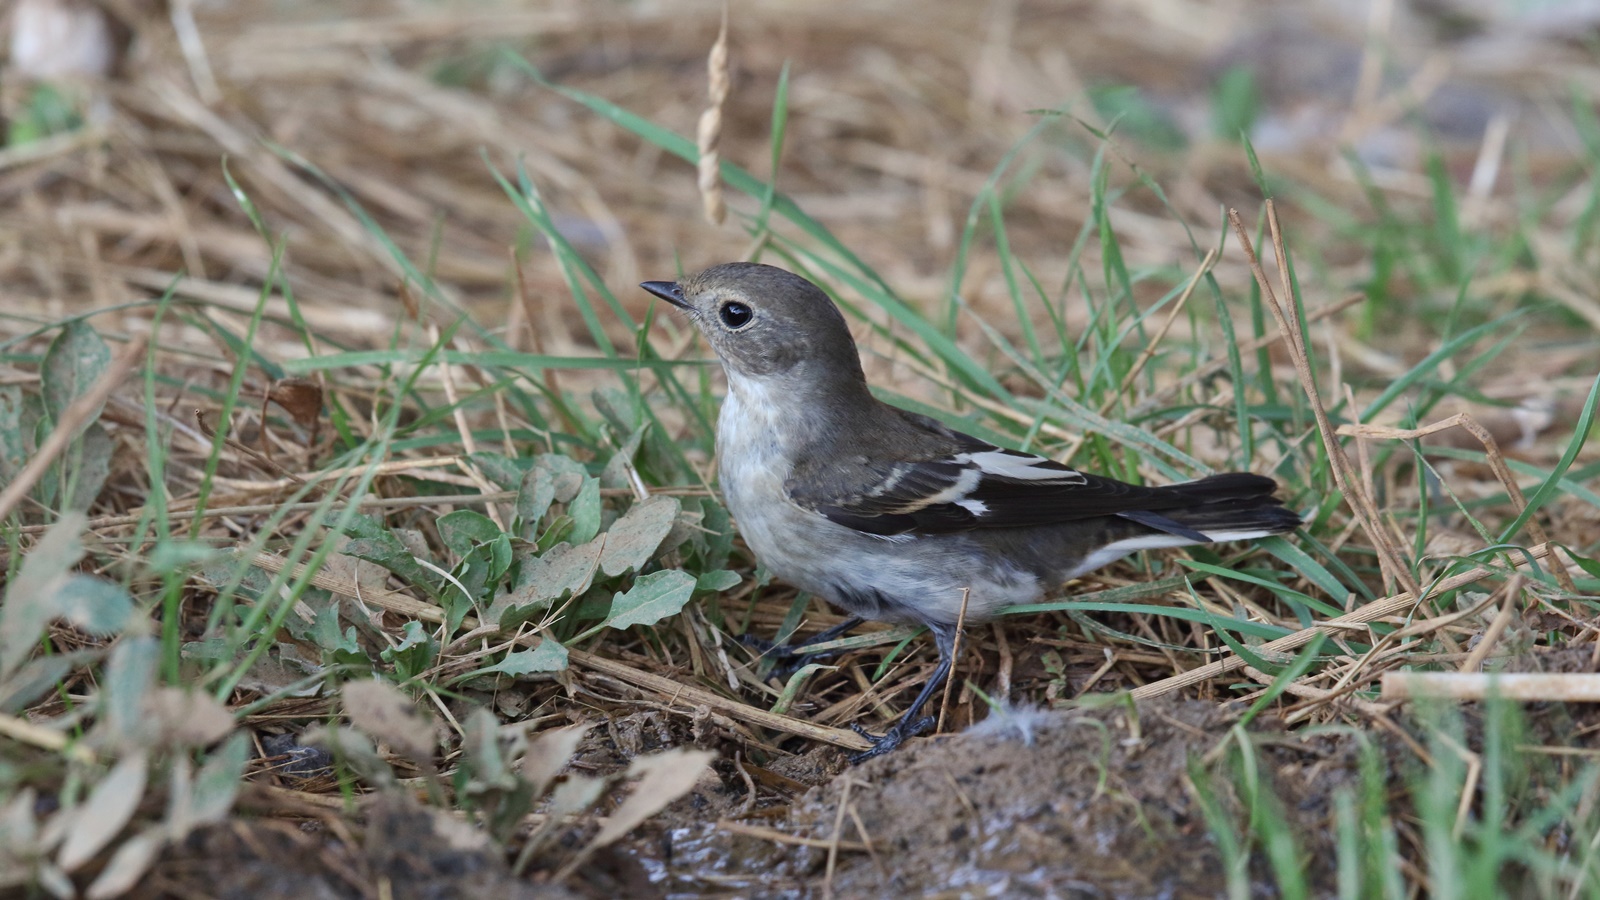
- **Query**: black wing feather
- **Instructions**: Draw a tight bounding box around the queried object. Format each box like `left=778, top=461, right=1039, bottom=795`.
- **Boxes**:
left=787, top=412, right=1284, bottom=538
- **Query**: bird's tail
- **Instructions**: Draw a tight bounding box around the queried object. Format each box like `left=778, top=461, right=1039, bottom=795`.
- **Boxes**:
left=1117, top=473, right=1301, bottom=543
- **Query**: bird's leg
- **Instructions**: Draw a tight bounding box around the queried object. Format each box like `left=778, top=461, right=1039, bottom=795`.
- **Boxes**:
left=740, top=616, right=865, bottom=679
left=848, top=624, right=958, bottom=763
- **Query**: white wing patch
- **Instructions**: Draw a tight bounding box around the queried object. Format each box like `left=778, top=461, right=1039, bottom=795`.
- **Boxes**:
left=917, top=467, right=982, bottom=506
left=958, top=449, right=1085, bottom=484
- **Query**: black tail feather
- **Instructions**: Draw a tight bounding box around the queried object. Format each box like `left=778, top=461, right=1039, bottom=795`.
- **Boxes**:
left=1117, top=472, right=1300, bottom=540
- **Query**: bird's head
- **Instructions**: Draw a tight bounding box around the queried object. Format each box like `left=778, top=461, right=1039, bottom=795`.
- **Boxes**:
left=642, top=262, right=866, bottom=388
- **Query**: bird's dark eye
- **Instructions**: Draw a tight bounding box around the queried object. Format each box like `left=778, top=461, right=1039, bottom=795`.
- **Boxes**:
left=719, top=301, right=753, bottom=329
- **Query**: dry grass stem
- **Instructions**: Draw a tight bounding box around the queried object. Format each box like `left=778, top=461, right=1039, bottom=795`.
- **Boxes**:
left=1337, top=416, right=1575, bottom=592
left=1229, top=203, right=1421, bottom=600
left=697, top=4, right=730, bottom=226
left=717, top=819, right=868, bottom=852
left=1381, top=673, right=1600, bottom=702
left=1132, top=543, right=1553, bottom=700
left=568, top=648, right=874, bottom=752
left=1460, top=576, right=1525, bottom=674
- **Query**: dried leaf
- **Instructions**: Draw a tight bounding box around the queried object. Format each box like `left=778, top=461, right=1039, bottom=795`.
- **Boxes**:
left=144, top=688, right=234, bottom=748
left=342, top=679, right=437, bottom=764
left=598, top=495, right=680, bottom=577
left=521, top=723, right=591, bottom=798
left=602, top=570, right=698, bottom=631
left=265, top=377, right=322, bottom=430
left=0, top=789, right=41, bottom=887
left=547, top=772, right=608, bottom=816
left=57, top=751, right=148, bottom=871
left=84, top=830, right=162, bottom=900
left=569, top=748, right=712, bottom=874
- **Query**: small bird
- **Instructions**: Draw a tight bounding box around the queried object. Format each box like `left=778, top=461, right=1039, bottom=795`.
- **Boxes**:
left=642, top=262, right=1300, bottom=761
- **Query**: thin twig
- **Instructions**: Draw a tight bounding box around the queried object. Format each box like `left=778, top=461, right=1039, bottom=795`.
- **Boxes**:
left=824, top=776, right=854, bottom=900
left=1460, top=575, right=1523, bottom=673
left=716, top=819, right=868, bottom=851
left=937, top=588, right=971, bottom=735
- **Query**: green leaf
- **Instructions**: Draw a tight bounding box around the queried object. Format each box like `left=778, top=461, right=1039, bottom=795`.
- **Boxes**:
left=0, top=512, right=88, bottom=681
left=482, top=640, right=569, bottom=677
left=339, top=515, right=440, bottom=600
left=42, top=320, right=111, bottom=424
left=771, top=663, right=830, bottom=716
left=311, top=606, right=363, bottom=661
left=379, top=621, right=438, bottom=679
left=102, top=636, right=160, bottom=746
left=0, top=386, right=31, bottom=484
left=490, top=539, right=604, bottom=629
left=469, top=451, right=527, bottom=490
left=534, top=454, right=588, bottom=503
left=516, top=463, right=557, bottom=541
left=695, top=570, right=742, bottom=593
left=53, top=575, right=133, bottom=636
left=600, top=570, right=697, bottom=631
left=439, top=509, right=503, bottom=558
left=598, top=495, right=679, bottom=577
left=0, top=649, right=99, bottom=714
left=600, top=422, right=648, bottom=490
left=61, top=421, right=113, bottom=512
left=186, top=732, right=251, bottom=826
left=567, top=476, right=602, bottom=545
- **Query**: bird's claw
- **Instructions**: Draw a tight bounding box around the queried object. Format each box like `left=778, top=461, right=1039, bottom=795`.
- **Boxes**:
left=847, top=715, right=935, bottom=764
left=737, top=632, right=780, bottom=655
left=739, top=632, right=830, bottom=681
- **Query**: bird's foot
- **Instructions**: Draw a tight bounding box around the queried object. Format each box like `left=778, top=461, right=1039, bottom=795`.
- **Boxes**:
left=739, top=631, right=848, bottom=681
left=847, top=714, right=935, bottom=764
left=738, top=617, right=866, bottom=680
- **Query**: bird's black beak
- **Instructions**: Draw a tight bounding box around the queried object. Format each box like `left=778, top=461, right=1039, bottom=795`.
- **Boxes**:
left=640, top=281, right=688, bottom=309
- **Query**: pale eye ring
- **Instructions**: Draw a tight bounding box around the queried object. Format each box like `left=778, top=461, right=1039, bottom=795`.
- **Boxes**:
left=719, top=301, right=753, bottom=329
